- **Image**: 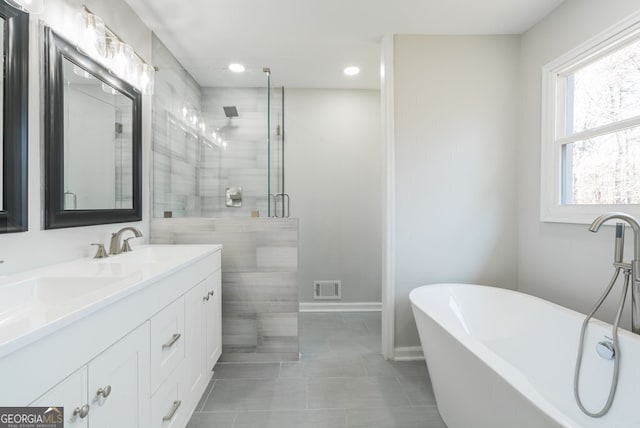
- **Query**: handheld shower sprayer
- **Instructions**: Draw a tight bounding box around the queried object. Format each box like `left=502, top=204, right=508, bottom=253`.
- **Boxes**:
left=614, top=223, right=625, bottom=265
left=574, top=212, right=640, bottom=417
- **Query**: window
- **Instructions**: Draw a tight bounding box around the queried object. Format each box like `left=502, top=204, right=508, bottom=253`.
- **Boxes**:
left=541, top=14, right=640, bottom=223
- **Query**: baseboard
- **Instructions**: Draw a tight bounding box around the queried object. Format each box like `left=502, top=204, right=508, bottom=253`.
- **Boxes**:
left=393, top=346, right=425, bottom=361
left=299, top=302, right=382, bottom=312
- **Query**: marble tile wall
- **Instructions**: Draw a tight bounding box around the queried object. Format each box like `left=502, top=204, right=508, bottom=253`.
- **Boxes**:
left=151, top=44, right=283, bottom=218
left=151, top=34, right=223, bottom=218
left=151, top=217, right=299, bottom=362
left=201, top=87, right=283, bottom=218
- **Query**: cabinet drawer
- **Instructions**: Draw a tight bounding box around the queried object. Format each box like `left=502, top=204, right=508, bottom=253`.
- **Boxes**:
left=151, top=367, right=186, bottom=428
left=150, top=297, right=185, bottom=393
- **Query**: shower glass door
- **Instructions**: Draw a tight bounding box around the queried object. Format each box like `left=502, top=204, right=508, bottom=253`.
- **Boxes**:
left=267, top=71, right=286, bottom=218
left=152, top=63, right=285, bottom=219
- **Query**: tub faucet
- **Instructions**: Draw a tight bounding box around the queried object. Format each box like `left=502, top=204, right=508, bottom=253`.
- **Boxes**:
left=589, top=212, right=640, bottom=334
left=109, top=226, right=143, bottom=255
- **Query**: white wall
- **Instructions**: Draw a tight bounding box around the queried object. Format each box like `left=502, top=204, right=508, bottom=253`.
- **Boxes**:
left=285, top=89, right=382, bottom=303
left=393, top=35, right=520, bottom=347
left=518, top=0, right=640, bottom=326
left=0, top=0, right=151, bottom=275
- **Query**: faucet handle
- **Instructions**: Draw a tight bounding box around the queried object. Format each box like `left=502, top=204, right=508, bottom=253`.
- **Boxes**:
left=91, top=243, right=109, bottom=259
left=121, top=238, right=133, bottom=253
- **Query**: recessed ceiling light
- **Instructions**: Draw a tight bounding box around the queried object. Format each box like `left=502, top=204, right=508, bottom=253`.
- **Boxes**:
left=344, top=66, right=360, bottom=76
left=229, top=63, right=245, bottom=73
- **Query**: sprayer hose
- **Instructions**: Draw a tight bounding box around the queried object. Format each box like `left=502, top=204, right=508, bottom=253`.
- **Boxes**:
left=574, top=268, right=630, bottom=417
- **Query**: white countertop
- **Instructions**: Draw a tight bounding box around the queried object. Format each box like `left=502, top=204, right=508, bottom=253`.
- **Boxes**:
left=0, top=244, right=221, bottom=359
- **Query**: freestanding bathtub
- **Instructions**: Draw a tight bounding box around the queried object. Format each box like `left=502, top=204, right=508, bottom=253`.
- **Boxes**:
left=410, top=283, right=640, bottom=428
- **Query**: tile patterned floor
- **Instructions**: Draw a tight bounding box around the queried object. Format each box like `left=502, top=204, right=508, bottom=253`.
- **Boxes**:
left=187, top=312, right=446, bottom=428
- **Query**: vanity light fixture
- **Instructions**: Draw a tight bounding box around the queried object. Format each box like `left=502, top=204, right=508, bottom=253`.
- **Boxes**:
left=228, top=63, right=245, bottom=73
left=77, top=8, right=106, bottom=58
left=139, top=63, right=155, bottom=95
left=77, top=6, right=155, bottom=94
left=344, top=66, right=360, bottom=76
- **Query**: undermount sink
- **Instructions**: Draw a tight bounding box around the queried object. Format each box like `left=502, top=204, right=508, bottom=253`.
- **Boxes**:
left=1, top=276, right=134, bottom=308
left=0, top=275, right=137, bottom=343
left=0, top=244, right=221, bottom=357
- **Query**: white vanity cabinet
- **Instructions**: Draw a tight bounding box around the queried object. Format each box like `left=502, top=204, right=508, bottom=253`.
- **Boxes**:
left=31, top=322, right=150, bottom=427
left=0, top=245, right=222, bottom=428
left=205, top=269, right=222, bottom=371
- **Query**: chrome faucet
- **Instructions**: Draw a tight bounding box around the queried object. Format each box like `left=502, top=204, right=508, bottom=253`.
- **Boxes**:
left=589, top=212, right=640, bottom=333
left=109, top=227, right=143, bottom=255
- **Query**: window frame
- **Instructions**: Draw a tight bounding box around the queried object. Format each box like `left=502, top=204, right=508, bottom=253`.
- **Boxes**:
left=540, top=11, right=640, bottom=224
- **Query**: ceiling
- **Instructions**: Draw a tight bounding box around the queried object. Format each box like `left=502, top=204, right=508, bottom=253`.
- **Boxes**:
left=124, top=0, right=564, bottom=90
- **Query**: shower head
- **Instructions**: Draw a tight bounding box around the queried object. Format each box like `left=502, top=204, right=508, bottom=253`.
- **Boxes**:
left=223, top=106, right=238, bottom=118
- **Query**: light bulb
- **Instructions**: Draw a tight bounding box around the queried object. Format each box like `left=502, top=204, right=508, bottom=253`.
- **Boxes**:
left=78, top=11, right=106, bottom=58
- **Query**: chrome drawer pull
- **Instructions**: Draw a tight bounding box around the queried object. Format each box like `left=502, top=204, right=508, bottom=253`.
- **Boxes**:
left=96, top=385, right=112, bottom=398
left=73, top=404, right=90, bottom=419
left=162, top=333, right=181, bottom=349
left=162, top=400, right=181, bottom=421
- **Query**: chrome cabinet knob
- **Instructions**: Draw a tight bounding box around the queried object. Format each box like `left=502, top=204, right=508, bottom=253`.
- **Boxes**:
left=73, top=404, right=90, bottom=419
left=96, top=385, right=112, bottom=398
left=208, top=291, right=214, bottom=297
left=203, top=294, right=210, bottom=301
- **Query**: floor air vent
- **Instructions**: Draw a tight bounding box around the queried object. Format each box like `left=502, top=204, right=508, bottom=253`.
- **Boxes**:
left=313, top=280, right=341, bottom=300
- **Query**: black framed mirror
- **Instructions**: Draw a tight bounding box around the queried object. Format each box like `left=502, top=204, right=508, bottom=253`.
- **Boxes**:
left=0, top=2, right=28, bottom=233
left=44, top=27, right=142, bottom=229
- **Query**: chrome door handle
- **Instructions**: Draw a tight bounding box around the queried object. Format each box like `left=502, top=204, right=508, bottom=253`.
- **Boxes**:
left=73, top=404, right=90, bottom=419
left=162, top=333, right=181, bottom=349
left=162, top=400, right=182, bottom=421
left=96, top=385, right=112, bottom=398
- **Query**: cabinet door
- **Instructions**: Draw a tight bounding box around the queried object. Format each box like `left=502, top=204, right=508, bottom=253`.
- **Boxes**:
left=183, top=279, right=207, bottom=410
left=87, top=322, right=150, bottom=428
left=30, top=367, right=88, bottom=427
left=205, top=269, right=222, bottom=371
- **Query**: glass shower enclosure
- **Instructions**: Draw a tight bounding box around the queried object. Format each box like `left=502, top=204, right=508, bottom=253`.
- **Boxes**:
left=152, top=66, right=286, bottom=219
